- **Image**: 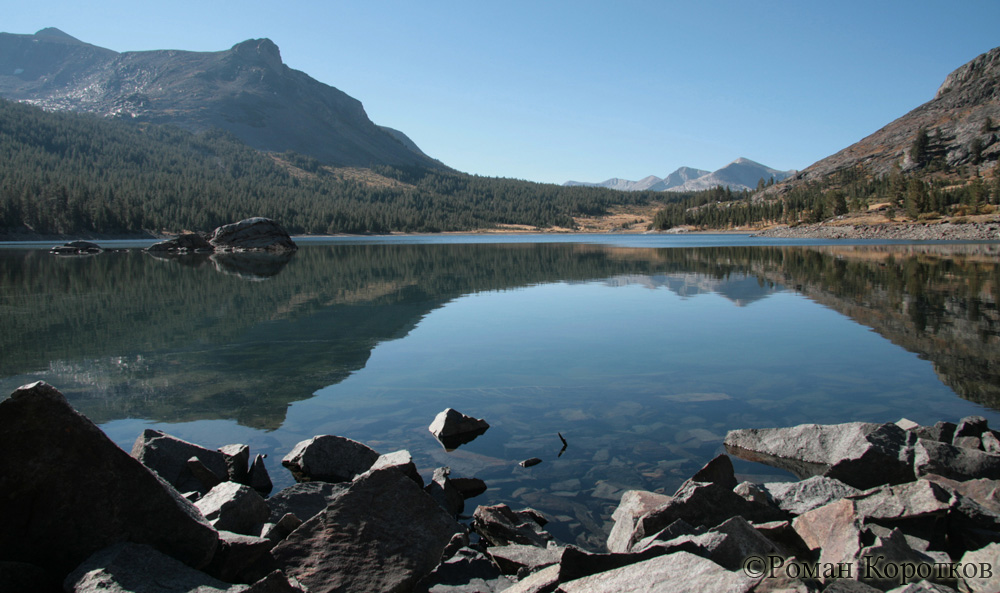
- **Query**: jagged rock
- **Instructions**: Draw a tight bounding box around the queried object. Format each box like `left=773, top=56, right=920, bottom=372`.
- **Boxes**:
left=187, top=455, right=223, bottom=491
left=750, top=520, right=813, bottom=560
left=724, top=422, right=914, bottom=489
left=912, top=422, right=958, bottom=444
left=606, top=490, right=673, bottom=553
left=131, top=428, right=229, bottom=494
left=429, top=408, right=490, bottom=450
left=954, top=436, right=984, bottom=451
left=50, top=240, right=101, bottom=255
left=472, top=504, right=553, bottom=548
left=64, top=543, right=237, bottom=593
left=955, top=416, right=991, bottom=439
left=281, top=434, right=380, bottom=483
left=271, top=468, right=461, bottom=593
left=219, top=444, right=251, bottom=484
left=260, top=513, right=303, bottom=544
left=734, top=481, right=773, bottom=506
left=625, top=480, right=786, bottom=553
left=823, top=580, right=884, bottom=593
left=452, top=477, right=488, bottom=500
left=426, top=466, right=465, bottom=517
left=764, top=476, right=862, bottom=516
left=413, top=547, right=511, bottom=593
left=858, top=528, right=946, bottom=590
left=146, top=232, right=213, bottom=252
left=687, top=454, right=738, bottom=490
left=500, top=563, right=559, bottom=593
left=850, top=479, right=953, bottom=521
left=195, top=482, right=270, bottom=536
left=204, top=530, right=274, bottom=583
left=913, top=439, right=1000, bottom=481
left=641, top=516, right=781, bottom=572
left=957, top=542, right=1000, bottom=593
left=208, top=217, right=297, bottom=252
left=0, top=382, right=218, bottom=575
left=557, top=550, right=759, bottom=593
left=266, top=481, right=348, bottom=523
left=982, top=432, right=1000, bottom=454
left=924, top=475, right=1000, bottom=514
left=247, top=454, right=273, bottom=496
left=792, top=498, right=863, bottom=582
left=370, top=449, right=423, bottom=486
left=485, top=543, right=564, bottom=575
left=243, top=571, right=309, bottom=593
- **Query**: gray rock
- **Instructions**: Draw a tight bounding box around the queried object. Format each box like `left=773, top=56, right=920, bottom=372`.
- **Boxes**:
left=429, top=408, right=490, bottom=450
left=370, top=449, right=423, bottom=486
left=63, top=542, right=240, bottom=593
left=208, top=217, right=297, bottom=252
left=724, top=421, right=914, bottom=489
left=472, top=504, right=554, bottom=548
left=958, top=542, right=1000, bottom=593
left=219, top=444, right=251, bottom=484
left=671, top=515, right=781, bottom=571
left=281, top=434, right=380, bottom=483
left=187, top=455, right=223, bottom=491
left=426, top=466, right=465, bottom=517
left=51, top=240, right=102, bottom=255
left=849, top=479, right=952, bottom=521
left=627, top=480, right=786, bottom=552
left=955, top=416, right=990, bottom=439
left=519, top=457, right=543, bottom=468
left=501, top=564, right=559, bottom=593
left=913, top=438, right=1000, bottom=481
left=260, top=513, right=303, bottom=544
left=486, top=543, right=564, bottom=575
left=243, top=571, right=309, bottom=593
left=858, top=528, right=944, bottom=590
left=0, top=382, right=218, bottom=575
left=195, top=482, right=271, bottom=536
left=271, top=468, right=461, bottom=593
left=822, top=581, right=884, bottom=593
left=247, top=454, right=273, bottom=496
left=606, top=490, right=673, bottom=553
left=954, top=436, right=984, bottom=451
left=764, top=476, right=861, bottom=516
left=204, top=530, right=274, bottom=583
left=266, top=481, right=348, bottom=523
left=982, top=432, right=1000, bottom=454
left=557, top=550, right=758, bottom=593
left=886, top=581, right=959, bottom=593
left=147, top=232, right=213, bottom=252
left=734, top=481, right=773, bottom=507
left=413, top=547, right=511, bottom=593
left=131, top=428, right=229, bottom=494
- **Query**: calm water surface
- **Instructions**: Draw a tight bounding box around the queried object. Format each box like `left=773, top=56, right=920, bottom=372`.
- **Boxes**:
left=2, top=234, right=998, bottom=549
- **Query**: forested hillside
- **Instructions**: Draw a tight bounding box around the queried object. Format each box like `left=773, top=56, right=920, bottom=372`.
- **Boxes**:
left=0, top=99, right=666, bottom=238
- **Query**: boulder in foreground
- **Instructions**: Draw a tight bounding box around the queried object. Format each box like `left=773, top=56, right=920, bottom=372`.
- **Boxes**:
left=0, top=382, right=219, bottom=576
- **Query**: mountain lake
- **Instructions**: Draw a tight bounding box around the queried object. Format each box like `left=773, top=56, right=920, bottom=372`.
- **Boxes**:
left=1, top=234, right=998, bottom=549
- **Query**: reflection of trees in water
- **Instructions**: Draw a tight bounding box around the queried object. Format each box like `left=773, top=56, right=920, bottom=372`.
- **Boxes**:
left=0, top=242, right=996, bottom=428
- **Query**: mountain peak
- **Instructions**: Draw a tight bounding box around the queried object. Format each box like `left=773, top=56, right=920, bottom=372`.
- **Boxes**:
left=34, top=28, right=82, bottom=43
left=231, top=38, right=283, bottom=69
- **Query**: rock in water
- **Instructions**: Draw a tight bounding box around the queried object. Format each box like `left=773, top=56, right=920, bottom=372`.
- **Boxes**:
left=131, top=429, right=230, bottom=494
left=281, top=434, right=380, bottom=483
left=146, top=232, right=213, bottom=252
left=428, top=408, right=490, bottom=450
left=208, top=217, right=297, bottom=252
left=0, top=382, right=219, bottom=575
left=271, top=468, right=461, bottom=593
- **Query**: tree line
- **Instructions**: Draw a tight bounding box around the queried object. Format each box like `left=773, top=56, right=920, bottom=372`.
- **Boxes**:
left=0, top=99, right=671, bottom=237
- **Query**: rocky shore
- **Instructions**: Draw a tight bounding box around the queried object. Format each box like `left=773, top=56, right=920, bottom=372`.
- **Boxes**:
left=751, top=221, right=1000, bottom=241
left=4, top=381, right=1000, bottom=593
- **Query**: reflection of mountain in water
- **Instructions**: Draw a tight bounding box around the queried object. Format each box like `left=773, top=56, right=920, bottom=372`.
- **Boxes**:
left=1, top=242, right=997, bottom=427
left=605, top=273, right=781, bottom=306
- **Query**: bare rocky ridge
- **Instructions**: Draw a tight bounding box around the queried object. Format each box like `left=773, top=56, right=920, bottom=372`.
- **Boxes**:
left=0, top=28, right=446, bottom=170
left=776, top=46, right=1000, bottom=189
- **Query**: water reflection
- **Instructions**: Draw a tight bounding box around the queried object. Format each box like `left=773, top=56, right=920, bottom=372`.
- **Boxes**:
left=1, top=240, right=998, bottom=549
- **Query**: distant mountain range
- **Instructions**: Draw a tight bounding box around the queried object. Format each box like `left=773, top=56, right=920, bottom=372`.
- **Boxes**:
left=0, top=28, right=446, bottom=170
left=565, top=158, right=795, bottom=193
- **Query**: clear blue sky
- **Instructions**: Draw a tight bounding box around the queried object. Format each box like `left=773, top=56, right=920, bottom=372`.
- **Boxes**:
left=3, top=1, right=999, bottom=184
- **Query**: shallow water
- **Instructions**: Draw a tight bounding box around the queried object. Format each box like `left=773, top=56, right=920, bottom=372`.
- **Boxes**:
left=2, top=235, right=998, bottom=549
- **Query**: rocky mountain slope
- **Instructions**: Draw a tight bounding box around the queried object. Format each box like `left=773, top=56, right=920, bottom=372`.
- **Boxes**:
left=566, top=159, right=793, bottom=193
left=0, top=28, right=445, bottom=170
left=778, top=45, right=1000, bottom=189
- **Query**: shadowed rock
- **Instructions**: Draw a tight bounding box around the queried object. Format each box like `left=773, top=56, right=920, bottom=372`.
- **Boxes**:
left=472, top=504, right=554, bottom=548
left=0, top=382, right=218, bottom=575
left=209, top=218, right=297, bottom=252
left=131, top=428, right=229, bottom=494
left=558, top=551, right=759, bottom=593
left=281, top=434, right=380, bottom=483
left=195, top=482, right=270, bottom=536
